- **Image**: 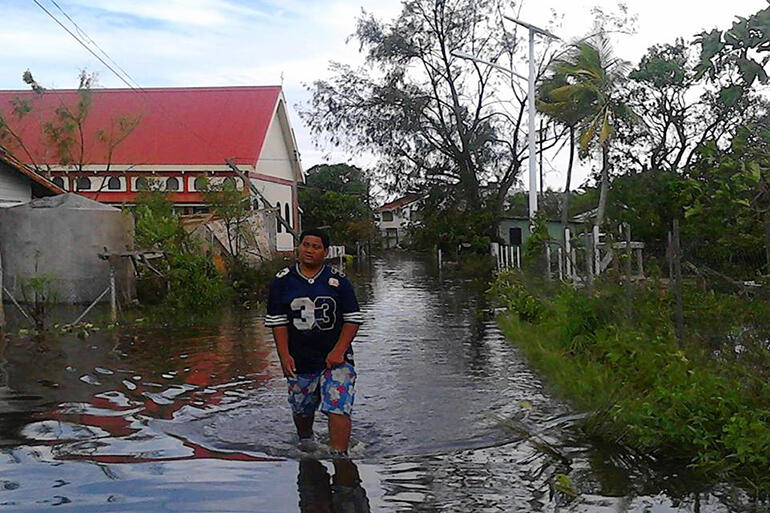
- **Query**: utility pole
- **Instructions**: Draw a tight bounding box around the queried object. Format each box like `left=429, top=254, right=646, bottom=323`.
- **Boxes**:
left=504, top=16, right=560, bottom=224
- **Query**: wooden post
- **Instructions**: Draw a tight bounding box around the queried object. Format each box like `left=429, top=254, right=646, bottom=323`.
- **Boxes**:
left=0, top=244, right=5, bottom=329
left=515, top=246, right=521, bottom=269
left=564, top=228, right=572, bottom=280
left=586, top=233, right=595, bottom=291
left=438, top=247, right=443, bottom=269
left=672, top=219, right=684, bottom=346
left=636, top=247, right=644, bottom=279
left=667, top=231, right=674, bottom=281
left=557, top=247, right=563, bottom=281
left=109, top=265, right=117, bottom=323
left=545, top=244, right=552, bottom=281
left=624, top=223, right=632, bottom=319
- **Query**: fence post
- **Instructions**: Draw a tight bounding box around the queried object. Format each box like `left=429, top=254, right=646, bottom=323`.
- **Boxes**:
left=109, top=264, right=117, bottom=323
left=624, top=222, right=632, bottom=319
left=672, top=219, right=684, bottom=346
left=564, top=228, right=572, bottom=280
left=438, top=247, right=443, bottom=270
left=557, top=247, right=563, bottom=281
left=515, top=246, right=521, bottom=269
left=586, top=233, right=595, bottom=291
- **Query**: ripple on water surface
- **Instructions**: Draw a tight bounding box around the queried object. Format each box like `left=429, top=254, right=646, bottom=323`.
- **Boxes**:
left=0, top=256, right=760, bottom=512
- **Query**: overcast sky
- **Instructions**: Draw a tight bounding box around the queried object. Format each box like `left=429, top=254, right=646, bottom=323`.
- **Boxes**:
left=2, top=0, right=768, bottom=194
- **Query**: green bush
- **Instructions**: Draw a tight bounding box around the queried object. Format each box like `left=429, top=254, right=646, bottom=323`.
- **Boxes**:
left=491, top=271, right=770, bottom=495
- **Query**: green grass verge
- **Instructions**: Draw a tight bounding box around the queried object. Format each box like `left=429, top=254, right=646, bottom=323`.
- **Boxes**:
left=490, top=271, right=770, bottom=496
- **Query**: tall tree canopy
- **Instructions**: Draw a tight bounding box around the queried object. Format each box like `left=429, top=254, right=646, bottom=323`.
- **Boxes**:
left=302, top=0, right=562, bottom=225
left=299, top=164, right=378, bottom=249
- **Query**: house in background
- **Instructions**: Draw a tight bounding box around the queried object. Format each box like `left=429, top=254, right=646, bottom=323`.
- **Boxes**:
left=376, top=194, right=424, bottom=249
left=0, top=86, right=304, bottom=251
left=0, top=148, right=65, bottom=206
left=498, top=216, right=581, bottom=248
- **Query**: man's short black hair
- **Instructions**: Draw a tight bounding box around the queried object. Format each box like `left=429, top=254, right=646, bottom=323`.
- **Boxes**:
left=300, top=228, right=330, bottom=248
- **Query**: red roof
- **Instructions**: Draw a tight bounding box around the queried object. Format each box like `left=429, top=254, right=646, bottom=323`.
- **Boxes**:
left=378, top=194, right=424, bottom=212
left=0, top=86, right=282, bottom=167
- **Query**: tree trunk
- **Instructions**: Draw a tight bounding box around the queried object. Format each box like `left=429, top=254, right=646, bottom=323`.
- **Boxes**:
left=594, top=145, right=610, bottom=231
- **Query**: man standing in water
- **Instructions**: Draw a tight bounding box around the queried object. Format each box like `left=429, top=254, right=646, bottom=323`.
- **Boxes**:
left=266, top=229, right=363, bottom=454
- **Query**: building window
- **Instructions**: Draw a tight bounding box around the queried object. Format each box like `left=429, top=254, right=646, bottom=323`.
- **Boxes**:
left=276, top=202, right=282, bottom=233
left=284, top=203, right=291, bottom=229
left=52, top=176, right=65, bottom=189
left=222, top=176, right=236, bottom=191
left=194, top=176, right=208, bottom=191
left=107, top=177, right=121, bottom=190
left=76, top=176, right=92, bottom=191
left=135, top=177, right=149, bottom=191
left=166, top=177, right=180, bottom=191
left=382, top=211, right=394, bottom=222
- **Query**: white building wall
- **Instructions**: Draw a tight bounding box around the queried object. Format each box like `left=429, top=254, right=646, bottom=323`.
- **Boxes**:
left=255, top=110, right=295, bottom=182
left=0, top=164, right=32, bottom=207
left=251, top=178, right=295, bottom=251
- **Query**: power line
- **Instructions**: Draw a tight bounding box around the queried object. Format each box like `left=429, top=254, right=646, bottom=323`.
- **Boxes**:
left=47, top=0, right=142, bottom=90
left=31, top=0, right=139, bottom=92
left=30, top=0, right=303, bottom=176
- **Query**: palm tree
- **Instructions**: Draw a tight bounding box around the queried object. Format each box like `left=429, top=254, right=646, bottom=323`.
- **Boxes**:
left=538, top=38, right=634, bottom=232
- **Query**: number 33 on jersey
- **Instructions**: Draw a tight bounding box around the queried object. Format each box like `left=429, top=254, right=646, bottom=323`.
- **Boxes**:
left=265, top=264, right=364, bottom=333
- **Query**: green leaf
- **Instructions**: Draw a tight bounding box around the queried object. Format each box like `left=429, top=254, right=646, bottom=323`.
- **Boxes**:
left=719, top=85, right=743, bottom=107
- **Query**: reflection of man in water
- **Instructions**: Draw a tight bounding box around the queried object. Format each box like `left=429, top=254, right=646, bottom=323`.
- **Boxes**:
left=298, top=458, right=371, bottom=513
left=266, top=229, right=363, bottom=454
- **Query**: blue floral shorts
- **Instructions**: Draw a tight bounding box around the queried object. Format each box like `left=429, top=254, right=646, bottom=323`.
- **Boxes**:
left=287, top=363, right=356, bottom=417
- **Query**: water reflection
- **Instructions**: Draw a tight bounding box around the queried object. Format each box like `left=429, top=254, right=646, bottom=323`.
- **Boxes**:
left=297, top=458, right=370, bottom=513
left=0, top=255, right=762, bottom=512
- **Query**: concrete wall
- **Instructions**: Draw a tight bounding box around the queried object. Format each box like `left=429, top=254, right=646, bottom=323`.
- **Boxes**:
left=0, top=161, right=32, bottom=207
left=0, top=194, right=135, bottom=304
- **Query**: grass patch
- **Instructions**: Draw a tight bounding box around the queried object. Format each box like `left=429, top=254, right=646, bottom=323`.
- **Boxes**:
left=490, top=271, right=770, bottom=497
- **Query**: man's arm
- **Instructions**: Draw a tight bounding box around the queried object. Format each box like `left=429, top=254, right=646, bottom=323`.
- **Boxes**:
left=272, top=326, right=296, bottom=378
left=325, top=323, right=359, bottom=368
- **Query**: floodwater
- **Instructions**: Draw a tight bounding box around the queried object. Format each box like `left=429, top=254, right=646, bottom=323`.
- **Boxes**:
left=0, top=255, right=761, bottom=512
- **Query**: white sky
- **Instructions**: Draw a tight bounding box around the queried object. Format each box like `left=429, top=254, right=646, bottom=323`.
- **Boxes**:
left=1, top=0, right=767, bottom=195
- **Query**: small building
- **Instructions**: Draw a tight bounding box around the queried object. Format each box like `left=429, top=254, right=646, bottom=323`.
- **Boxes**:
left=376, top=194, right=424, bottom=249
left=0, top=148, right=65, bottom=207
left=498, top=216, right=582, bottom=247
left=0, top=86, right=304, bottom=251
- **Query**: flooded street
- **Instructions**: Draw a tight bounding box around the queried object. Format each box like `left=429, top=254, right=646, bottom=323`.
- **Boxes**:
left=0, top=255, right=757, bottom=512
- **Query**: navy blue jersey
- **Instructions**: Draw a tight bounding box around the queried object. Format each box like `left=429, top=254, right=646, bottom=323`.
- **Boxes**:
left=265, top=264, right=363, bottom=373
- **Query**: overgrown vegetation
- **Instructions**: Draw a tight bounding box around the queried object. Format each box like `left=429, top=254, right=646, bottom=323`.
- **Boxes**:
left=132, top=190, right=285, bottom=317
left=489, top=270, right=770, bottom=496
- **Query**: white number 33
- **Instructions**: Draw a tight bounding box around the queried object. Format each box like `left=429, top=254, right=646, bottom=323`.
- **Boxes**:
left=290, top=296, right=336, bottom=330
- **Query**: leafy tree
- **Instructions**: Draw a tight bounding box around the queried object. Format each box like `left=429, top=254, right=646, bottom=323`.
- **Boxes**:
left=302, top=0, right=564, bottom=230
left=695, top=5, right=770, bottom=100
left=0, top=70, right=140, bottom=182
left=681, top=121, right=770, bottom=276
left=299, top=164, right=377, bottom=249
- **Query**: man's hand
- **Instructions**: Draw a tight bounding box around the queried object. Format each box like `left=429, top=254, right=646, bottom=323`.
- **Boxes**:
left=325, top=349, right=346, bottom=369
left=280, top=354, right=297, bottom=379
